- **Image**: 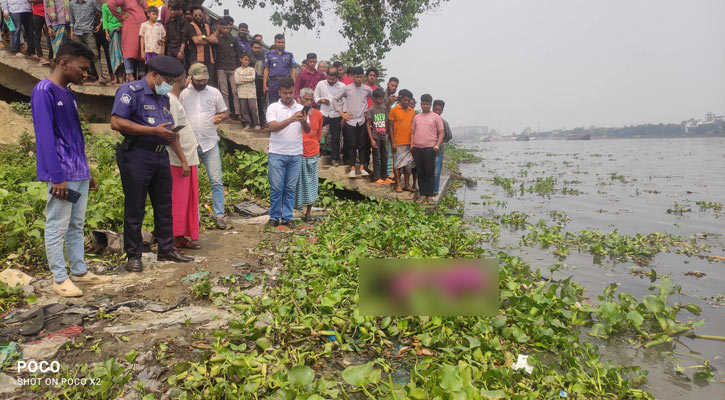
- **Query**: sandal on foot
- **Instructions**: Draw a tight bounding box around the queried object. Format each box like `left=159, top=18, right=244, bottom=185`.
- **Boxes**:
left=175, top=237, right=201, bottom=249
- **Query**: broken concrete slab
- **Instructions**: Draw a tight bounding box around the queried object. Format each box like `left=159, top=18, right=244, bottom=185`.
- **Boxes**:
left=0, top=269, right=33, bottom=288
left=103, top=306, right=233, bottom=334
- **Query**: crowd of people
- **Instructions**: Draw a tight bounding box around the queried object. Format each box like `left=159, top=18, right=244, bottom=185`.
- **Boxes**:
left=28, top=2, right=454, bottom=298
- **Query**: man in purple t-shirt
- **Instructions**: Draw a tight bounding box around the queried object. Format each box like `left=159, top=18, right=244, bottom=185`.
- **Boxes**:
left=410, top=93, right=444, bottom=203
left=32, top=41, right=114, bottom=298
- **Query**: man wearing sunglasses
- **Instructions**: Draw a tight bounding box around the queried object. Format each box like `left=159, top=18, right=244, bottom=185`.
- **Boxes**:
left=111, top=55, right=194, bottom=274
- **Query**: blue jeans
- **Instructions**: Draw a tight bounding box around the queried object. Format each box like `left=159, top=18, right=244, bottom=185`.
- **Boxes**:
left=268, top=153, right=301, bottom=222
left=434, top=151, right=444, bottom=194
left=44, top=180, right=89, bottom=283
left=197, top=143, right=225, bottom=218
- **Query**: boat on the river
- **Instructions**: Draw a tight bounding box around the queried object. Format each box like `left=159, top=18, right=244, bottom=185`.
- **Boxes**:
left=568, top=133, right=591, bottom=140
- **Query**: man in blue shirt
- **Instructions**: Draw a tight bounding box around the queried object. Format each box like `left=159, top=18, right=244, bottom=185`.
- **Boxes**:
left=32, top=42, right=114, bottom=298
left=263, top=33, right=297, bottom=105
left=111, top=55, right=193, bottom=273
left=236, top=22, right=251, bottom=55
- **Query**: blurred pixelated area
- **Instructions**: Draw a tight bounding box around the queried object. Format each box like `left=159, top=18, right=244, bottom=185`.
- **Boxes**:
left=359, top=259, right=498, bottom=316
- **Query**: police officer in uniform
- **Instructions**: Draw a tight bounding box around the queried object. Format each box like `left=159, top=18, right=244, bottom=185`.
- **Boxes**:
left=263, top=33, right=297, bottom=105
left=111, top=55, right=194, bottom=272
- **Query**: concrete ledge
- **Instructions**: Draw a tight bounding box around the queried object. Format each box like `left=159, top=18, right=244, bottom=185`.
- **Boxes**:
left=86, top=122, right=452, bottom=204
left=0, top=50, right=116, bottom=121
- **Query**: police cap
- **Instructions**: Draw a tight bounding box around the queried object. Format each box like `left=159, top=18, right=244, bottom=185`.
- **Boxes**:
left=147, top=56, right=185, bottom=77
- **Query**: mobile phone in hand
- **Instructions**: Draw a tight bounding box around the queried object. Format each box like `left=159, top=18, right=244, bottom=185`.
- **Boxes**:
left=302, top=105, right=311, bottom=114
left=172, top=125, right=185, bottom=133
left=50, top=188, right=82, bottom=203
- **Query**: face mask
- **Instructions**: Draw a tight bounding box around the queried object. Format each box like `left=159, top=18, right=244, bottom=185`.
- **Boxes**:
left=192, top=82, right=207, bottom=91
left=155, top=81, right=173, bottom=96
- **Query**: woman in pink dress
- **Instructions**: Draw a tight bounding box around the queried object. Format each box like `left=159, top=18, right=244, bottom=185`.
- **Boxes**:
left=107, top=0, right=147, bottom=81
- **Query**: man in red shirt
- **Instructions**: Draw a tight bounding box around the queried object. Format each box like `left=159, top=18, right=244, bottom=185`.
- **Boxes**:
left=294, top=52, right=325, bottom=105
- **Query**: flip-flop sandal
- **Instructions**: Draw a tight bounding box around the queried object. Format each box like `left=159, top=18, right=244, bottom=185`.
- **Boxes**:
left=403, top=187, right=415, bottom=192
left=394, top=187, right=403, bottom=193
left=176, top=237, right=201, bottom=249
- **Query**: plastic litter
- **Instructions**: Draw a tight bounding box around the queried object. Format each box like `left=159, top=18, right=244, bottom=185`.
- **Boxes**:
left=234, top=201, right=268, bottom=217
left=559, top=390, right=569, bottom=398
left=232, top=262, right=248, bottom=268
left=21, top=325, right=83, bottom=359
left=0, top=342, right=19, bottom=367
left=512, top=354, right=534, bottom=374
left=181, top=271, right=210, bottom=284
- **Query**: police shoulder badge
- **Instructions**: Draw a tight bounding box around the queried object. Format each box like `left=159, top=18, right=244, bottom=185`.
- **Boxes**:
left=120, top=94, right=132, bottom=104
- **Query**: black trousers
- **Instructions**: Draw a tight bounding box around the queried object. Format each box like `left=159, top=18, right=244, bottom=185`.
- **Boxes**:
left=323, top=116, right=342, bottom=161
left=95, top=31, right=111, bottom=78
left=255, top=79, right=267, bottom=125
left=32, top=14, right=52, bottom=59
left=343, top=122, right=367, bottom=167
left=116, top=145, right=174, bottom=259
left=411, top=147, right=436, bottom=196
left=372, top=136, right=388, bottom=180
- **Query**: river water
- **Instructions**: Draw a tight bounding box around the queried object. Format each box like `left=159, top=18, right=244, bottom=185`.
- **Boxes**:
left=454, top=138, right=725, bottom=399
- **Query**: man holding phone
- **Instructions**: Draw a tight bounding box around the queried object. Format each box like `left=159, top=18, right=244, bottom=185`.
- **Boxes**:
left=33, top=42, right=114, bottom=298
left=266, top=77, right=310, bottom=228
left=111, top=55, right=193, bottom=274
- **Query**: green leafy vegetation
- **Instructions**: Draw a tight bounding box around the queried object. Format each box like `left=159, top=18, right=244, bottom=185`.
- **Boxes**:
left=141, top=200, right=671, bottom=398
left=666, top=202, right=691, bottom=216
left=444, top=143, right=483, bottom=173
left=519, top=219, right=709, bottom=266
left=696, top=201, right=722, bottom=215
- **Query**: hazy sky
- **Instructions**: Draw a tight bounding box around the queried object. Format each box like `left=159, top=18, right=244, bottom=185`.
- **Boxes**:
left=208, top=0, right=725, bottom=133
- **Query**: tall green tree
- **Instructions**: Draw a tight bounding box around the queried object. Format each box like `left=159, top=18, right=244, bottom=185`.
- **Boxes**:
left=227, top=0, right=449, bottom=64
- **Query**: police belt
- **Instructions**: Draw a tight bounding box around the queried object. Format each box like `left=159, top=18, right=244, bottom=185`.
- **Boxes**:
left=268, top=75, right=289, bottom=81
left=124, top=137, right=168, bottom=153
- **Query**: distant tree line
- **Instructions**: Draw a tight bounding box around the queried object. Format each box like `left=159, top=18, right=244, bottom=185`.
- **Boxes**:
left=534, top=121, right=724, bottom=139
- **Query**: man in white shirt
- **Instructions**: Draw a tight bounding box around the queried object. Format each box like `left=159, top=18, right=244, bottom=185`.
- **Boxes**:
left=313, top=69, right=345, bottom=166
left=180, top=63, right=230, bottom=229
left=266, top=77, right=310, bottom=229
left=333, top=66, right=373, bottom=178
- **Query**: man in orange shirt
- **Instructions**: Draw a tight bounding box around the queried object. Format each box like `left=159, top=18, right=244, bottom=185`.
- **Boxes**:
left=388, top=89, right=416, bottom=192
left=295, top=88, right=323, bottom=222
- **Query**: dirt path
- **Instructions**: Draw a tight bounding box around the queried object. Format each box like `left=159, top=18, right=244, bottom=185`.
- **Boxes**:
left=2, top=218, right=301, bottom=399
left=0, top=101, right=33, bottom=146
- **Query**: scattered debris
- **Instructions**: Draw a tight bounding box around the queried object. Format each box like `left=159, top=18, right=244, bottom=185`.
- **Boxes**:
left=0, top=372, right=20, bottom=394
left=512, top=354, right=533, bottom=374
left=21, top=325, right=83, bottom=359
left=234, top=201, right=268, bottom=217
left=90, top=230, right=154, bottom=254
left=0, top=342, right=19, bottom=365
left=103, top=306, right=233, bottom=334
left=685, top=270, right=706, bottom=278
left=181, top=271, right=209, bottom=284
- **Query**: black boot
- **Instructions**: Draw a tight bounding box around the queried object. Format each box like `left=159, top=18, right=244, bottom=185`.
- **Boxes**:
left=157, top=250, right=194, bottom=263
